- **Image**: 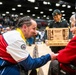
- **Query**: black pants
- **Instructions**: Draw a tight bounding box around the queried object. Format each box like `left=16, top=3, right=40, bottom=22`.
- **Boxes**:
left=19, top=65, right=37, bottom=75
left=18, top=65, right=28, bottom=75
left=48, top=60, right=59, bottom=75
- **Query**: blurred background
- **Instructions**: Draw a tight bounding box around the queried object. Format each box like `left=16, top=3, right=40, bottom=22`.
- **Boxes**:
left=0, top=0, right=75, bottom=28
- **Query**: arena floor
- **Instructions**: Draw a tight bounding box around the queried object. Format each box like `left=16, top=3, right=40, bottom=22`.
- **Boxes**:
left=26, top=43, right=52, bottom=75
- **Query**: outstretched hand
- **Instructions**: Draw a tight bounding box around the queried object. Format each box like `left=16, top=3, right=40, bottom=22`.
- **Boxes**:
left=50, top=52, right=58, bottom=60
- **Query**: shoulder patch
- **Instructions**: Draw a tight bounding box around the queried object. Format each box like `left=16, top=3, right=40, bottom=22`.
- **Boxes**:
left=21, top=44, right=26, bottom=50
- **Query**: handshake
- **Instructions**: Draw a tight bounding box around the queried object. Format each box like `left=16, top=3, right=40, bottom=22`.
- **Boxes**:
left=50, top=52, right=58, bottom=60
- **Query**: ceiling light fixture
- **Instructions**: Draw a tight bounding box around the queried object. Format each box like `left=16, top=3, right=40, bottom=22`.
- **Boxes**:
left=49, top=9, right=52, bottom=11
left=17, top=4, right=22, bottom=7
left=43, top=1, right=47, bottom=5
left=72, top=12, right=75, bottom=14
left=37, top=17, right=40, bottom=19
left=40, top=11, right=43, bottom=14
left=15, top=14, right=18, bottom=17
left=34, top=7, right=38, bottom=9
left=56, top=3, right=60, bottom=6
left=61, top=10, right=64, bottom=13
left=27, top=10, right=30, bottom=12
left=2, top=14, right=5, bottom=16
left=32, top=14, right=35, bottom=16
left=67, top=5, right=71, bottom=8
left=62, top=4, right=66, bottom=7
left=0, top=2, right=2, bottom=5
left=28, top=0, right=35, bottom=3
left=6, top=11, right=9, bottom=14
left=63, top=14, right=65, bottom=16
left=20, top=13, right=23, bottom=15
left=43, top=15, right=46, bottom=17
left=11, top=14, right=14, bottom=17
left=12, top=8, right=16, bottom=11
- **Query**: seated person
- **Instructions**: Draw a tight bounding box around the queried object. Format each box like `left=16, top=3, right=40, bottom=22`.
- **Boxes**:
left=48, top=14, right=76, bottom=75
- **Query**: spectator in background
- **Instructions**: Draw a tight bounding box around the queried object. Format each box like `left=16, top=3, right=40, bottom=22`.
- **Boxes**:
left=6, top=26, right=11, bottom=31
left=0, top=16, right=4, bottom=25
left=48, top=9, right=69, bottom=53
left=49, top=9, right=68, bottom=28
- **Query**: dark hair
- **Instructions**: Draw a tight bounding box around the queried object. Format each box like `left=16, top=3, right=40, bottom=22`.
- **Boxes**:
left=16, top=16, right=32, bottom=27
left=52, top=9, right=61, bottom=16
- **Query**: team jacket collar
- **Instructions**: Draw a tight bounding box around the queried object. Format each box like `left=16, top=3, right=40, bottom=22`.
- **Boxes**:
left=16, top=28, right=26, bottom=42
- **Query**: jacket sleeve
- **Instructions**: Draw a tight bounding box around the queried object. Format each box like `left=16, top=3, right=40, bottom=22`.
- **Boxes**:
left=49, top=20, right=54, bottom=28
left=18, top=54, right=51, bottom=70
left=57, top=36, right=76, bottom=64
left=63, top=20, right=69, bottom=27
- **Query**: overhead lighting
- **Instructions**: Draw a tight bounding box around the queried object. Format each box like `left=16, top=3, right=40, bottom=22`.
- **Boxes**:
left=12, top=8, right=16, bottom=11
left=20, top=13, right=23, bottom=15
left=61, top=10, right=64, bottom=13
left=72, top=12, right=75, bottom=14
left=67, top=5, right=71, bottom=8
left=0, top=2, right=2, bottom=5
left=62, top=17, right=64, bottom=19
left=11, top=14, right=14, bottom=17
left=49, top=9, right=52, bottom=11
left=56, top=3, right=60, bottom=6
left=43, top=15, right=46, bottom=17
left=28, top=0, right=35, bottom=3
left=47, top=2, right=50, bottom=5
left=40, top=11, right=43, bottom=14
left=34, top=7, right=38, bottom=9
left=27, top=10, right=30, bottom=12
left=62, top=4, right=66, bottom=7
left=43, top=1, right=47, bottom=5
left=15, top=14, right=18, bottom=17
left=6, top=11, right=9, bottom=14
left=17, top=4, right=22, bottom=7
left=63, top=14, right=65, bottom=16
left=32, top=14, right=35, bottom=16
left=2, top=14, right=5, bottom=16
left=37, top=17, right=40, bottom=19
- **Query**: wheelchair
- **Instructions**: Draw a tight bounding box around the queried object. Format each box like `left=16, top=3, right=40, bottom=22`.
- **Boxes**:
left=48, top=60, right=76, bottom=75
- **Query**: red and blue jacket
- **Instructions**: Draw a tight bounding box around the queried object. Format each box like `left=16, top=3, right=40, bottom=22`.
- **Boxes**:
left=0, top=29, right=51, bottom=75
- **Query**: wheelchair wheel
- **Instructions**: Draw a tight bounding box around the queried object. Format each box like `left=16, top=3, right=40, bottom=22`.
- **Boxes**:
left=48, top=60, right=60, bottom=75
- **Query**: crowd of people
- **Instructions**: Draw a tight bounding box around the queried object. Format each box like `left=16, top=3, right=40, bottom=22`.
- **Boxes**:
left=0, top=15, right=18, bottom=34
